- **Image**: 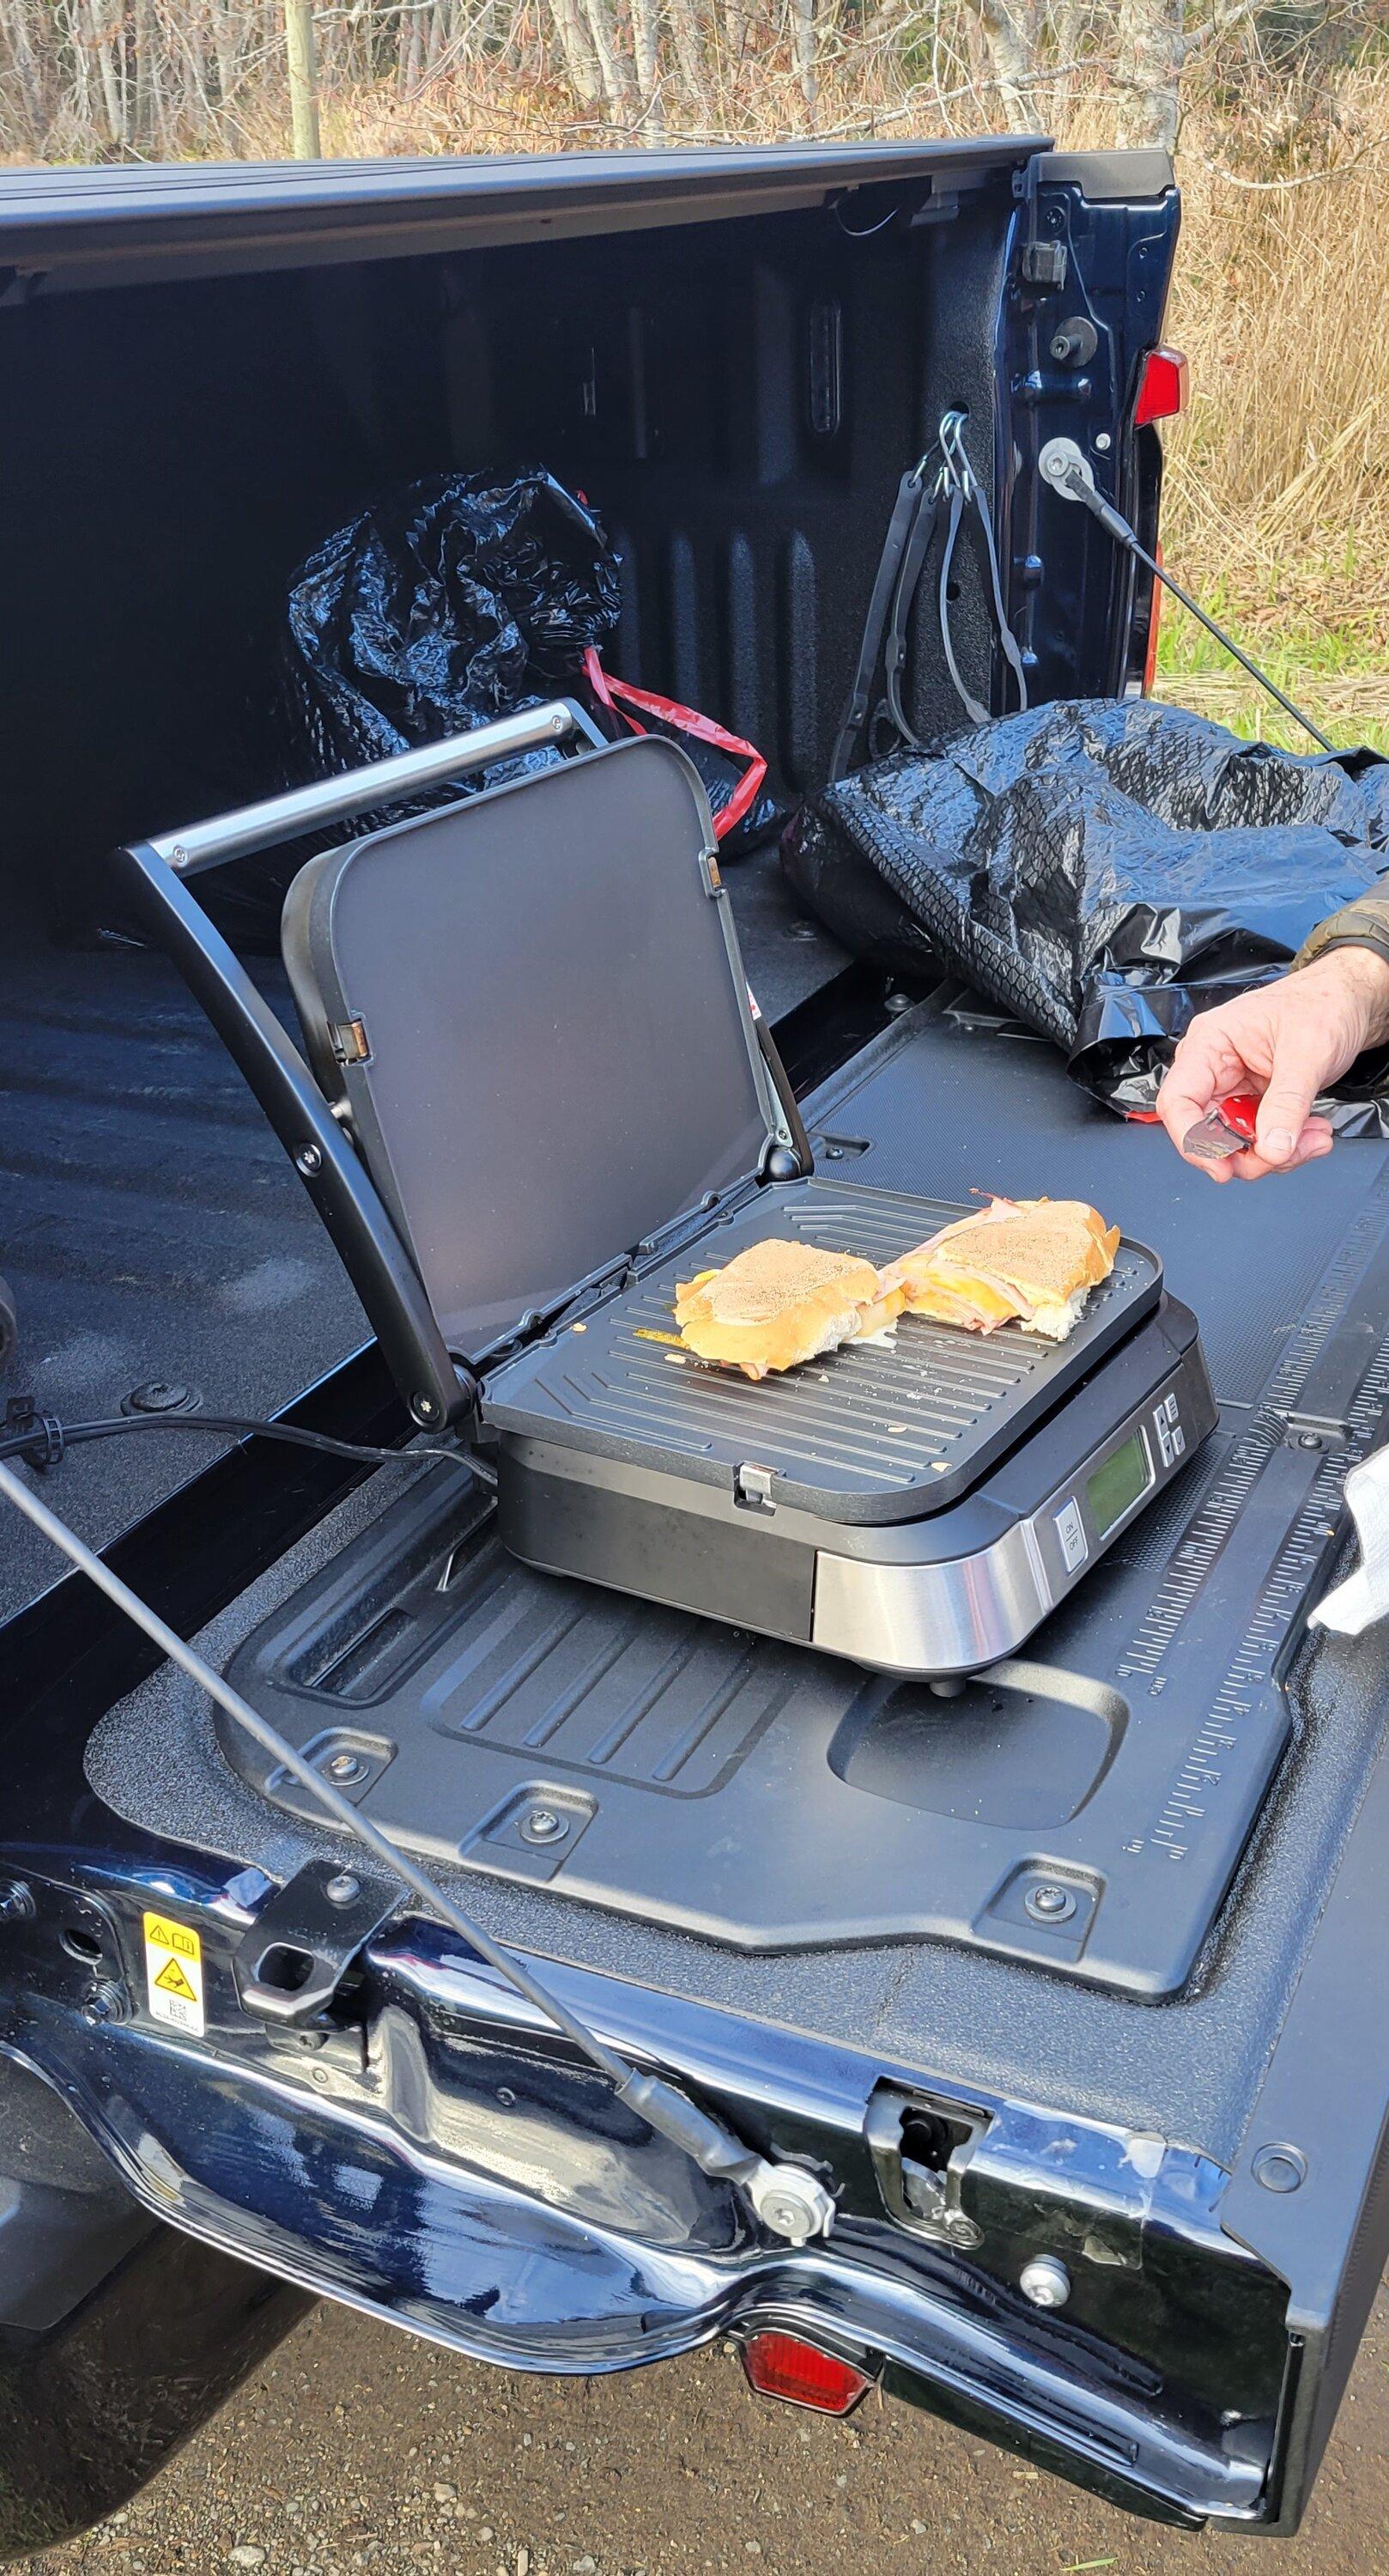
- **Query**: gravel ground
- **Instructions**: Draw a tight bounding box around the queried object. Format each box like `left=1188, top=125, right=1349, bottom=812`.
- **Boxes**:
left=33, top=2269, right=1389, bottom=2576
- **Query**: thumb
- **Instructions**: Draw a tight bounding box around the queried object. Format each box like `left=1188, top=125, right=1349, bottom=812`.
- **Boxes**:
left=1255, top=1031, right=1328, bottom=1166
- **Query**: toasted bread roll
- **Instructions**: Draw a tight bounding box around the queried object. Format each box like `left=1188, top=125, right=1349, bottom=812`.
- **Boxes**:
left=674, top=1238, right=890, bottom=1379
left=883, top=1198, right=1119, bottom=1342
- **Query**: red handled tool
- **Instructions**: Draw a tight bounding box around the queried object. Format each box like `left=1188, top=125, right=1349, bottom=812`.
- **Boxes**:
left=1182, top=1091, right=1261, bottom=1163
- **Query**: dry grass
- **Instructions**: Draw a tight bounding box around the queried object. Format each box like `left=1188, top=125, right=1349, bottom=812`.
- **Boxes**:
left=1158, top=70, right=1389, bottom=660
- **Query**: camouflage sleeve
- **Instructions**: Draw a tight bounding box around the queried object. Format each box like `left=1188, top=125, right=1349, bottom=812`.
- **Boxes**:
left=1294, top=890, right=1389, bottom=973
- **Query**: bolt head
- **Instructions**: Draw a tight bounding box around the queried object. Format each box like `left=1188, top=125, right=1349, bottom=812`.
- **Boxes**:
left=1253, top=2142, right=1307, bottom=2195
left=1020, top=2254, right=1071, bottom=2310
left=325, top=1872, right=361, bottom=1907
left=82, top=1979, right=125, bottom=2027
left=294, top=1143, right=323, bottom=1177
left=1025, top=1880, right=1077, bottom=1924
left=1094, top=431, right=1113, bottom=453
left=519, top=1807, right=569, bottom=1846
left=325, top=1750, right=367, bottom=1784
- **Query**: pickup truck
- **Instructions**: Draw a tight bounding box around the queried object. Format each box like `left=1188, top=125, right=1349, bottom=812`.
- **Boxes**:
left=1, top=135, right=1385, bottom=2556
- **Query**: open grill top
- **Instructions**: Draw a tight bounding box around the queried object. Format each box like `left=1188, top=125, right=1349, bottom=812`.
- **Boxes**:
left=483, top=1181, right=1163, bottom=1525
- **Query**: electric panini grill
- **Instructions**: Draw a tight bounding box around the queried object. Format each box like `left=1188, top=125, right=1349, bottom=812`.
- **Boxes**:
left=120, top=703, right=1216, bottom=1677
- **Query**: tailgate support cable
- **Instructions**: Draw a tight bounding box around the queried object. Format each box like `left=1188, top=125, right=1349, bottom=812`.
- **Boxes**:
left=0, top=1456, right=834, bottom=2250
left=830, top=410, right=1028, bottom=778
left=1038, top=435, right=1336, bottom=755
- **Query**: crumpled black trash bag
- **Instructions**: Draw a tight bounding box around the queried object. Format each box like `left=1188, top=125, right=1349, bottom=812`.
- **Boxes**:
left=284, top=467, right=621, bottom=775
left=158, top=468, right=629, bottom=947
left=783, top=697, right=1389, bottom=1124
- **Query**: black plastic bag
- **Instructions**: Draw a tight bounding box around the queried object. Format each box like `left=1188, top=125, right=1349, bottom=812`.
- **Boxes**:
left=150, top=467, right=630, bottom=947
left=783, top=698, right=1389, bottom=1121
left=284, top=467, right=622, bottom=775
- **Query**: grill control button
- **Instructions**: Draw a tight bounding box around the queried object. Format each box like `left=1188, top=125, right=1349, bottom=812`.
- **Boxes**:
left=1054, top=1498, right=1088, bottom=1572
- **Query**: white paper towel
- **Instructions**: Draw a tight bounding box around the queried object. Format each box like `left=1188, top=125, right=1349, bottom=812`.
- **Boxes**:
left=1311, top=1444, right=1389, bottom=1637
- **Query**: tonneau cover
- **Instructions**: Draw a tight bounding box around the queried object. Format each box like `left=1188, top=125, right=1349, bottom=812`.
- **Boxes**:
left=0, top=138, right=1046, bottom=290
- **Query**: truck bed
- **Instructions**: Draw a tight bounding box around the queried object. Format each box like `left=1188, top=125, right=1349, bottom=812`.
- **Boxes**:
left=87, top=988, right=1389, bottom=2172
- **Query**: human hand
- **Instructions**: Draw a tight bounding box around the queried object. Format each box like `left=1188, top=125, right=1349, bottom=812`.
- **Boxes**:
left=1155, top=949, right=1389, bottom=1182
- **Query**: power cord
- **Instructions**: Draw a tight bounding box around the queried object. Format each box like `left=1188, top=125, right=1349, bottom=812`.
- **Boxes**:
left=0, top=1394, right=495, bottom=1483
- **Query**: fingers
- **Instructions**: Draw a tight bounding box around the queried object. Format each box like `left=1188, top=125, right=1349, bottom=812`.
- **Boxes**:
left=1223, top=1116, right=1336, bottom=1183
left=1253, top=1032, right=1337, bottom=1169
left=1156, top=1020, right=1248, bottom=1164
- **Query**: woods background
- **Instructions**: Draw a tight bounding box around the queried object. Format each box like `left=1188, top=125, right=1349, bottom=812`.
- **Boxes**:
left=3, top=0, right=1388, bottom=744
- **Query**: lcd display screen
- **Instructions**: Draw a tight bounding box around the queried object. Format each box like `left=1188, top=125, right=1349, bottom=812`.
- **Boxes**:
left=1087, top=1428, right=1151, bottom=1538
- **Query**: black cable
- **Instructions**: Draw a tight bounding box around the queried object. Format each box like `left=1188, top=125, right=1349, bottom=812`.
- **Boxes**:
left=1044, top=444, right=1334, bottom=755
left=0, top=1405, right=496, bottom=1482
left=1131, top=539, right=1335, bottom=756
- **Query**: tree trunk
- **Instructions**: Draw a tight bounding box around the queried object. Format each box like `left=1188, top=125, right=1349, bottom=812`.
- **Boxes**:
left=1112, top=0, right=1185, bottom=151
left=284, top=0, right=322, bottom=150
left=131, top=0, right=156, bottom=148
left=630, top=0, right=664, bottom=132
left=548, top=0, right=604, bottom=104
left=789, top=0, right=816, bottom=114
left=212, top=0, right=237, bottom=111
left=579, top=0, right=634, bottom=115
left=5, top=2, right=50, bottom=149
left=87, top=0, right=125, bottom=141
left=961, top=0, right=1039, bottom=126
left=666, top=0, right=708, bottom=115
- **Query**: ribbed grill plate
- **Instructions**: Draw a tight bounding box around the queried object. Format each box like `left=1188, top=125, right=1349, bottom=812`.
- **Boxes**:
left=484, top=1181, right=1162, bottom=1524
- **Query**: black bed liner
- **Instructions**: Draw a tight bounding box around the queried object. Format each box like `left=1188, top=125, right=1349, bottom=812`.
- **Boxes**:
left=87, top=993, right=1389, bottom=2162
left=0, top=935, right=367, bottom=1625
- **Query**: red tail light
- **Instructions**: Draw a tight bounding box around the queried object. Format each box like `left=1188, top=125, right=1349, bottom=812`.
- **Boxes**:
left=739, top=2330, right=873, bottom=2415
left=1134, top=346, right=1188, bottom=428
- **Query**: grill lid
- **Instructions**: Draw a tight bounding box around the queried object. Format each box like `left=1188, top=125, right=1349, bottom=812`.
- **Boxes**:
left=282, top=736, right=779, bottom=1366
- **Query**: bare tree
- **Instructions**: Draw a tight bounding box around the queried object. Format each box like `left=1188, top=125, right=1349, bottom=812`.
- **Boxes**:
left=1112, top=0, right=1184, bottom=149
left=285, top=0, right=323, bottom=150
left=960, top=0, right=1040, bottom=125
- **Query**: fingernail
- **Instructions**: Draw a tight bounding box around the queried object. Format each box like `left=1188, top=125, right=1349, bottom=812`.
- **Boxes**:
left=1263, top=1129, right=1295, bottom=1163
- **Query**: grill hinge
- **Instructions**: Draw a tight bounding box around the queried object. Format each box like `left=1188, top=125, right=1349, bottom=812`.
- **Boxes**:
left=734, top=1461, right=777, bottom=1513
left=330, top=1017, right=372, bottom=1066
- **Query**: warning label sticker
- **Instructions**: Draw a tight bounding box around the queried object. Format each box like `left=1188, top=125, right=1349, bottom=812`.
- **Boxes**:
left=143, top=1911, right=204, bottom=2037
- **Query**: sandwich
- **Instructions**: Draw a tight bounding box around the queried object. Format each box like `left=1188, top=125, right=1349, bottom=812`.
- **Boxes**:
left=674, top=1239, right=905, bottom=1380
left=883, top=1197, right=1119, bottom=1343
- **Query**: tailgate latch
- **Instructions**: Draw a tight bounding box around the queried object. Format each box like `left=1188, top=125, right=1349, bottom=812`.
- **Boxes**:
left=234, top=1859, right=399, bottom=2027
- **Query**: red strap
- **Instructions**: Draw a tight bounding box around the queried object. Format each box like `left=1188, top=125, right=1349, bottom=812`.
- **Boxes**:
left=582, top=648, right=768, bottom=841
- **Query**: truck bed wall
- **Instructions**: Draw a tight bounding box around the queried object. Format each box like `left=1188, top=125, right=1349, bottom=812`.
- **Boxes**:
left=2, top=190, right=1013, bottom=925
